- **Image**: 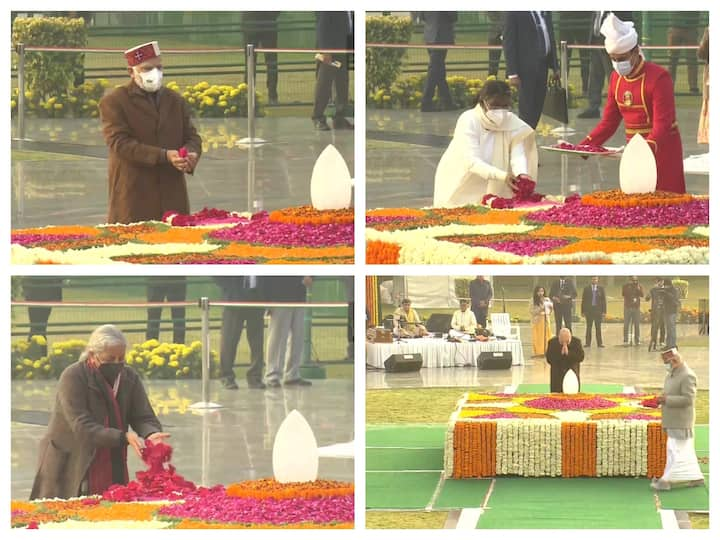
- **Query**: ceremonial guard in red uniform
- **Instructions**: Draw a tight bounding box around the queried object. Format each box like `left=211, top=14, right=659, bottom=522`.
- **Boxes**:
left=580, top=13, right=686, bottom=194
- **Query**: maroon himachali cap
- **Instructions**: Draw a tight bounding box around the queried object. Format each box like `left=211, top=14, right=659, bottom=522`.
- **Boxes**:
left=123, top=41, right=161, bottom=67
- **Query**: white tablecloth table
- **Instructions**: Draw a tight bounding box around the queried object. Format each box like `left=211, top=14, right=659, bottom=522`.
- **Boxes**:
left=366, top=337, right=524, bottom=368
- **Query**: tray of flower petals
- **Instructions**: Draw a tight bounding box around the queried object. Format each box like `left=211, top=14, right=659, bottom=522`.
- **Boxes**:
left=541, top=142, right=623, bottom=156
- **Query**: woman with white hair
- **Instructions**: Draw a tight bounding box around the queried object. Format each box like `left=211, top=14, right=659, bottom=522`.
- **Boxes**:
left=30, top=325, right=168, bottom=500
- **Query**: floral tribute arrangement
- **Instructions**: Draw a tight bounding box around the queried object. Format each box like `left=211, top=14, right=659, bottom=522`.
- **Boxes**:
left=445, top=392, right=666, bottom=479
left=366, top=190, right=708, bottom=264
left=11, top=440, right=354, bottom=529
left=11, top=206, right=354, bottom=265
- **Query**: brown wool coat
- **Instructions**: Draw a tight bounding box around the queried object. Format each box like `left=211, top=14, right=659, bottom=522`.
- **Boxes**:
left=30, top=361, right=161, bottom=500
left=99, top=80, right=202, bottom=224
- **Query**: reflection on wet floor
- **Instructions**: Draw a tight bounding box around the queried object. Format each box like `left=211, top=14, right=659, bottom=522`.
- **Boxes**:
left=367, top=323, right=708, bottom=390
left=11, top=378, right=354, bottom=500
left=366, top=108, right=708, bottom=209
left=12, top=117, right=354, bottom=228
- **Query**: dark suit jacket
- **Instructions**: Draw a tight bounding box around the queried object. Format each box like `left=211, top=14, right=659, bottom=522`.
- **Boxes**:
left=214, top=276, right=266, bottom=301
left=263, top=276, right=308, bottom=303
left=419, top=12, right=457, bottom=44
left=316, top=11, right=354, bottom=50
left=549, top=279, right=577, bottom=307
left=581, top=285, right=607, bottom=315
left=31, top=361, right=161, bottom=499
left=503, top=11, right=558, bottom=77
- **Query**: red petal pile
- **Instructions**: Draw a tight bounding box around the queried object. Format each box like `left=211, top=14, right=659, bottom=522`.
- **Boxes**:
left=641, top=397, right=660, bottom=408
left=102, top=440, right=197, bottom=502
left=553, top=142, right=608, bottom=153
left=481, top=175, right=545, bottom=209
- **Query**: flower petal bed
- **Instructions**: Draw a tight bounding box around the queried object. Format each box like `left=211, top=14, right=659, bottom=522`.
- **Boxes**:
left=11, top=206, right=354, bottom=264
left=446, top=392, right=666, bottom=479
left=366, top=191, right=709, bottom=264
left=11, top=441, right=354, bottom=529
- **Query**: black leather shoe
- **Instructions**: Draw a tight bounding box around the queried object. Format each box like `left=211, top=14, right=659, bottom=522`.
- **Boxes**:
left=313, top=118, right=330, bottom=131
left=333, top=117, right=354, bottom=129
left=247, top=379, right=267, bottom=390
left=584, top=343, right=591, bottom=348
left=420, top=104, right=436, bottom=112
left=284, top=378, right=312, bottom=387
left=222, top=378, right=239, bottom=390
left=598, top=344, right=605, bottom=348
left=577, top=108, right=600, bottom=119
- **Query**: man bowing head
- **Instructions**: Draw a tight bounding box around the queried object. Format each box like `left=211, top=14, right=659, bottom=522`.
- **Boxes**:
left=579, top=13, right=686, bottom=194
left=99, top=41, right=202, bottom=224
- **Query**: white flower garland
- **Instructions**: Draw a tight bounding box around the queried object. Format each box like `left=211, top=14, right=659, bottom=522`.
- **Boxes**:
left=495, top=419, right=561, bottom=477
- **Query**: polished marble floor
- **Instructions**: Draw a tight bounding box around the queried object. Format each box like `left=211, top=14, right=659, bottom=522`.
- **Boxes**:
left=11, top=378, right=354, bottom=500
left=366, top=106, right=708, bottom=209
left=367, top=323, right=709, bottom=390
left=12, top=117, right=354, bottom=228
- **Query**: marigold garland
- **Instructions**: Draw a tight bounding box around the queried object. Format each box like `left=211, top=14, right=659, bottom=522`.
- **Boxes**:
left=366, top=240, right=400, bottom=264
left=647, top=423, right=667, bottom=478
left=581, top=189, right=694, bottom=208
left=225, top=479, right=354, bottom=500
left=268, top=206, right=354, bottom=226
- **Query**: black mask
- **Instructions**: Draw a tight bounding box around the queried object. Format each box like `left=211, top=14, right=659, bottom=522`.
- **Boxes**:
left=99, top=363, right=123, bottom=384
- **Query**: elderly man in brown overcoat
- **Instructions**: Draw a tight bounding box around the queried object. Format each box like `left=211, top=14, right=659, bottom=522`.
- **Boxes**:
left=30, top=325, right=167, bottom=500
left=99, top=41, right=202, bottom=224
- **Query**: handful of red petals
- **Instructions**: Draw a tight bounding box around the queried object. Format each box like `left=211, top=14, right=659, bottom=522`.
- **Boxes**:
left=641, top=396, right=660, bottom=408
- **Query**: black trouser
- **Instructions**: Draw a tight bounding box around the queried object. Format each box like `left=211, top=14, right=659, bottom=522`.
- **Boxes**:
left=146, top=278, right=186, bottom=344
left=347, top=301, right=354, bottom=360
left=220, top=305, right=265, bottom=383
left=472, top=306, right=489, bottom=329
left=554, top=303, right=572, bottom=335
left=312, top=55, right=350, bottom=120
left=649, top=308, right=666, bottom=346
left=244, top=29, right=278, bottom=99
left=517, top=57, right=550, bottom=129
left=422, top=48, right=452, bottom=108
left=586, top=46, right=612, bottom=111
left=24, top=279, right=63, bottom=356
left=487, top=31, right=502, bottom=76
left=584, top=308, right=603, bottom=346
left=28, top=306, right=52, bottom=356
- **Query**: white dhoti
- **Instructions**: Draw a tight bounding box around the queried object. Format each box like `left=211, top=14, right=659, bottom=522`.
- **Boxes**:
left=661, top=435, right=703, bottom=483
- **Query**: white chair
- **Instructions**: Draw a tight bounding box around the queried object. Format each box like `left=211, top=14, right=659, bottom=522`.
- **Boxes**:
left=490, top=313, right=521, bottom=340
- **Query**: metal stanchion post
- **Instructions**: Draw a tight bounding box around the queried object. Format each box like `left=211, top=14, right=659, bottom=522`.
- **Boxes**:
left=16, top=43, right=26, bottom=144
left=238, top=44, right=266, bottom=147
left=299, top=286, right=327, bottom=380
left=190, top=297, right=223, bottom=410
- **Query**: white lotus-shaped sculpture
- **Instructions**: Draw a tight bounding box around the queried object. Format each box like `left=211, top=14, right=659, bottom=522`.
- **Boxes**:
left=272, top=409, right=319, bottom=483
left=310, top=144, right=353, bottom=210
left=619, top=133, right=657, bottom=194
left=562, top=369, right=580, bottom=394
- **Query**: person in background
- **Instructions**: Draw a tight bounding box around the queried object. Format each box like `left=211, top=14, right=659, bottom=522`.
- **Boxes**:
left=652, top=348, right=704, bottom=491
left=99, top=41, right=202, bottom=223
left=549, top=277, right=577, bottom=335
left=581, top=276, right=606, bottom=348
left=264, top=276, right=314, bottom=387
left=646, top=277, right=667, bottom=351
left=558, top=12, right=593, bottom=94
left=312, top=11, right=354, bottom=131
left=530, top=285, right=553, bottom=357
left=30, top=325, right=168, bottom=499
left=146, top=276, right=186, bottom=345
left=23, top=277, right=63, bottom=357
left=503, top=11, right=559, bottom=129
left=433, top=80, right=538, bottom=208
left=667, top=11, right=700, bottom=94
left=417, top=11, right=457, bottom=112
left=622, top=276, right=644, bottom=346
left=469, top=276, right=493, bottom=329
left=486, top=11, right=505, bottom=77
left=662, top=279, right=680, bottom=349
left=451, top=299, right=478, bottom=334
left=393, top=298, right=429, bottom=338
left=215, top=276, right=266, bottom=390
left=545, top=328, right=585, bottom=393
left=578, top=11, right=634, bottom=119
left=243, top=12, right=280, bottom=105
left=578, top=13, right=686, bottom=194
left=697, top=27, right=709, bottom=144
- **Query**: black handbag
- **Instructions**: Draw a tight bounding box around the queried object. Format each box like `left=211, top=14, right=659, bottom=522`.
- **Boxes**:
left=542, top=77, right=568, bottom=124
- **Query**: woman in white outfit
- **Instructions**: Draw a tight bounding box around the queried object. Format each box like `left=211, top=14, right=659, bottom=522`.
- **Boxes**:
left=433, top=80, right=539, bottom=208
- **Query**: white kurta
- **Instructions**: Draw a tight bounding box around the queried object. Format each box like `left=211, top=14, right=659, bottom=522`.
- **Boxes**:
left=451, top=309, right=478, bottom=332
left=433, top=105, right=539, bottom=208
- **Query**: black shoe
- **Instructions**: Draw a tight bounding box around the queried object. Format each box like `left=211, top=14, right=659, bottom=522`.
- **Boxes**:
left=284, top=378, right=312, bottom=387
left=577, top=108, right=600, bottom=119
left=584, top=343, right=591, bottom=348
left=222, top=377, right=239, bottom=390
left=313, top=118, right=330, bottom=131
left=598, top=344, right=605, bottom=348
left=690, top=87, right=700, bottom=95
left=420, top=104, right=436, bottom=112
left=266, top=380, right=281, bottom=388
left=247, top=379, right=267, bottom=390
left=333, top=117, right=354, bottom=130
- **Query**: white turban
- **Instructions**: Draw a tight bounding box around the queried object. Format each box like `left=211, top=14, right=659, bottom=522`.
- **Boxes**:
left=601, top=13, right=638, bottom=54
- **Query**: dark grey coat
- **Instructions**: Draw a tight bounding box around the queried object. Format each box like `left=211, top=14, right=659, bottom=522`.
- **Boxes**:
left=30, top=361, right=161, bottom=500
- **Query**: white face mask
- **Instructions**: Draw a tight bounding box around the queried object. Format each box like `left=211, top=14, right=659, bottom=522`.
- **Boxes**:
left=664, top=361, right=673, bottom=373
left=485, top=108, right=511, bottom=125
left=135, top=67, right=163, bottom=92
left=612, top=59, right=634, bottom=77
